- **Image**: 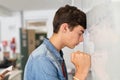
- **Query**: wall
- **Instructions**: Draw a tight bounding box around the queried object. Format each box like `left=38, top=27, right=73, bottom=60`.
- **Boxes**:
left=82, top=0, right=120, bottom=80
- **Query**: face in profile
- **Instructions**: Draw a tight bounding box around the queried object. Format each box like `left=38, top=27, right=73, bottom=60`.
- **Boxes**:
left=65, top=25, right=85, bottom=49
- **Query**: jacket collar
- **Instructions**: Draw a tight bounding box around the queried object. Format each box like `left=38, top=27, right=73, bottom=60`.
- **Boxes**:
left=43, top=38, right=63, bottom=61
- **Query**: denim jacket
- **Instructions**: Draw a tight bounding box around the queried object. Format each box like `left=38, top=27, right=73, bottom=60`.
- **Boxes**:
left=24, top=38, right=68, bottom=80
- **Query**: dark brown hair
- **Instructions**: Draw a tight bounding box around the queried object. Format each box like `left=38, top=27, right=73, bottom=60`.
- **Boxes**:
left=53, top=5, right=86, bottom=33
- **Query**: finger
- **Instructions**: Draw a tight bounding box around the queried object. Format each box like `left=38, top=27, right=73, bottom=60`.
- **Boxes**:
left=76, top=50, right=81, bottom=54
left=86, top=54, right=91, bottom=59
left=80, top=53, right=84, bottom=56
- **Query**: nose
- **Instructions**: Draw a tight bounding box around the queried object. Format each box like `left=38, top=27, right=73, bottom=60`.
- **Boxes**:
left=79, top=35, right=84, bottom=42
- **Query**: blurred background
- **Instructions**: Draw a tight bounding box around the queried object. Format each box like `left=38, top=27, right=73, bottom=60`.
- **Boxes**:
left=0, top=0, right=120, bottom=80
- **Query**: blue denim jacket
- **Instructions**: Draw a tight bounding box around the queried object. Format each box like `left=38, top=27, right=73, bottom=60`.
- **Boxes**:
left=24, top=38, right=68, bottom=80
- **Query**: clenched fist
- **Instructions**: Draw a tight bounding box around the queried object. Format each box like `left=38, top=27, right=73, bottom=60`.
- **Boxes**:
left=71, top=51, right=91, bottom=80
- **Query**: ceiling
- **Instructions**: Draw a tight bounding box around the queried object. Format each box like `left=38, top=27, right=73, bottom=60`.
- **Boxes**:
left=0, top=0, right=73, bottom=11
left=0, top=0, right=119, bottom=12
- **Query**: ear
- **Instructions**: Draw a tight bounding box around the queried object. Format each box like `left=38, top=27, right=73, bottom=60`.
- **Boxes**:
left=60, top=23, right=69, bottom=33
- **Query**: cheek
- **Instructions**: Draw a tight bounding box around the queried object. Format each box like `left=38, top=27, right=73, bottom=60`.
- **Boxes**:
left=67, top=33, right=79, bottom=44
left=71, top=36, right=79, bottom=44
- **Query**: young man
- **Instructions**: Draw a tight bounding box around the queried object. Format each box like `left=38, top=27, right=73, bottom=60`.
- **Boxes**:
left=24, top=5, right=91, bottom=80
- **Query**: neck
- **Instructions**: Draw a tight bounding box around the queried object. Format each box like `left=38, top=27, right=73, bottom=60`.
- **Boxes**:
left=49, top=33, right=64, bottom=51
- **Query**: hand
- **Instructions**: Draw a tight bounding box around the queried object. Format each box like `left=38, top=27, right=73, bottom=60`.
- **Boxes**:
left=71, top=51, right=91, bottom=80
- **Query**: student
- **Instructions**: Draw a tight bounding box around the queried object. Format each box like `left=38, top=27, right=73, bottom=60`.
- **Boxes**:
left=24, top=5, right=91, bottom=80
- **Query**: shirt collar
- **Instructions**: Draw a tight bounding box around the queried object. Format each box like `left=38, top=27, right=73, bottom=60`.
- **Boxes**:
left=43, top=38, right=63, bottom=61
